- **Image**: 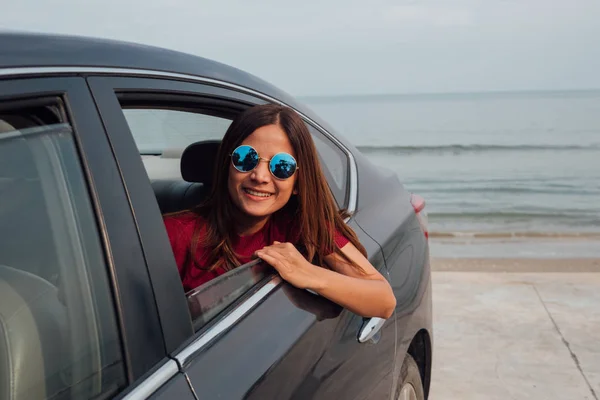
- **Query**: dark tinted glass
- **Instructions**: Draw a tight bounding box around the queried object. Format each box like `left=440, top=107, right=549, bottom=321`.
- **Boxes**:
left=231, top=145, right=260, bottom=172
left=270, top=152, right=297, bottom=179
left=186, top=259, right=274, bottom=331
left=308, top=126, right=348, bottom=207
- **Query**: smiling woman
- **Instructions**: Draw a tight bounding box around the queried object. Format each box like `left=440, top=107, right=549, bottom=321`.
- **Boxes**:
left=227, top=125, right=299, bottom=228
left=163, top=104, right=396, bottom=319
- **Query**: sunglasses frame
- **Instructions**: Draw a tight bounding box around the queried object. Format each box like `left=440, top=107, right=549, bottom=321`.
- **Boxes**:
left=230, top=144, right=299, bottom=180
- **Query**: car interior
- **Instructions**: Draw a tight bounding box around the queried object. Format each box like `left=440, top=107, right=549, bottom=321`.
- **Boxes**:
left=0, top=104, right=87, bottom=399
left=151, top=139, right=220, bottom=214
left=0, top=99, right=128, bottom=400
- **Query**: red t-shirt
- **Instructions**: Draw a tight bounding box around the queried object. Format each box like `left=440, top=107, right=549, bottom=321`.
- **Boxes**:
left=164, top=211, right=350, bottom=292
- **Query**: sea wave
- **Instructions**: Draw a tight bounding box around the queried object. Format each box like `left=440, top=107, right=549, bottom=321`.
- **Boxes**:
left=357, top=143, right=600, bottom=155
left=429, top=231, right=600, bottom=239
left=415, top=186, right=599, bottom=195
left=429, top=211, right=596, bottom=220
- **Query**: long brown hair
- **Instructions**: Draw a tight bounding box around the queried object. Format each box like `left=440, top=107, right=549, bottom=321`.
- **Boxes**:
left=187, top=104, right=367, bottom=272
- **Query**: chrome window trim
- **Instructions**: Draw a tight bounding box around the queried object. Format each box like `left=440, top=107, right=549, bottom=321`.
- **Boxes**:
left=122, top=359, right=179, bottom=399
left=0, top=66, right=358, bottom=213
left=176, top=276, right=282, bottom=365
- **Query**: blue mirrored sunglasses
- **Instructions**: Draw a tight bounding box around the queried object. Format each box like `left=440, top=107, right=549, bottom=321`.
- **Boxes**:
left=230, top=145, right=299, bottom=180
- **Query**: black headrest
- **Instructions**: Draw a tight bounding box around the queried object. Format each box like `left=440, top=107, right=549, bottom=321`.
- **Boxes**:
left=180, top=140, right=221, bottom=184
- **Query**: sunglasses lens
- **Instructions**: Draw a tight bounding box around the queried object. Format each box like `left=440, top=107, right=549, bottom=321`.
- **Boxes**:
left=232, top=145, right=259, bottom=172
left=270, top=153, right=297, bottom=179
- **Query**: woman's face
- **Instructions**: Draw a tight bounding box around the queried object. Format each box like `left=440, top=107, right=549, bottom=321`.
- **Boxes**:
left=227, top=124, right=298, bottom=221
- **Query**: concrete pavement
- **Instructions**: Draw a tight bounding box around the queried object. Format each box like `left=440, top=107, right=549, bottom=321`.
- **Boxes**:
left=429, top=271, right=600, bottom=400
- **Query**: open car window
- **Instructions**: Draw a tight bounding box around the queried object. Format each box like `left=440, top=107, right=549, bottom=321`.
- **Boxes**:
left=122, top=107, right=232, bottom=155
left=186, top=259, right=276, bottom=332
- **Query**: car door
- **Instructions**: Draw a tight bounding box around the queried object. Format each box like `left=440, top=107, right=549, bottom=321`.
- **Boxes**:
left=0, top=75, right=197, bottom=399
left=86, top=72, right=395, bottom=399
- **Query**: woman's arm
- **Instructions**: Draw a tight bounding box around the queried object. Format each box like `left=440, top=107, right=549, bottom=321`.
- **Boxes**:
left=255, top=241, right=396, bottom=318
left=318, top=241, right=396, bottom=318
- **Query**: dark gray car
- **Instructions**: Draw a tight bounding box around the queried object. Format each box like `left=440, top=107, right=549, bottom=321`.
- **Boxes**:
left=0, top=32, right=432, bottom=400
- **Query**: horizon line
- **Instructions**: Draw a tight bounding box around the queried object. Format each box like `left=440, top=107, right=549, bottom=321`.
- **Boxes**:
left=296, top=87, right=600, bottom=99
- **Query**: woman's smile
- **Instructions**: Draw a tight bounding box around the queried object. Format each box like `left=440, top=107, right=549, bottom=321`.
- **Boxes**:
left=243, top=187, right=274, bottom=200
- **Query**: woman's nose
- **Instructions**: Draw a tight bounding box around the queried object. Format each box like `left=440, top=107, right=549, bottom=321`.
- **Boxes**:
left=250, top=159, right=271, bottom=182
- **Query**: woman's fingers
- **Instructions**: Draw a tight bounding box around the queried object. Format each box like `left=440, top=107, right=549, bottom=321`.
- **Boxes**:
left=260, top=244, right=289, bottom=259
left=256, top=250, right=285, bottom=271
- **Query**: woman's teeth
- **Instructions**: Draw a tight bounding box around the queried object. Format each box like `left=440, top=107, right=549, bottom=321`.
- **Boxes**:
left=244, top=188, right=272, bottom=197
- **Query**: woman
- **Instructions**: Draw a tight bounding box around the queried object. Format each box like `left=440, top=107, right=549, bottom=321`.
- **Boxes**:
left=164, top=104, right=396, bottom=318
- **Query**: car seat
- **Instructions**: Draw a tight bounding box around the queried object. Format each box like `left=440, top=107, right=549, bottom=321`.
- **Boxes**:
left=152, top=140, right=220, bottom=214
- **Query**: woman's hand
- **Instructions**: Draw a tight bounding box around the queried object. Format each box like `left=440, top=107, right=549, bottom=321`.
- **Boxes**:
left=255, top=241, right=323, bottom=290
left=257, top=240, right=396, bottom=319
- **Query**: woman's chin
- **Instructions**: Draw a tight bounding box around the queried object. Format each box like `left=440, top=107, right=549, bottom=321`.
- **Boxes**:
left=235, top=199, right=268, bottom=215
left=241, top=206, right=274, bottom=219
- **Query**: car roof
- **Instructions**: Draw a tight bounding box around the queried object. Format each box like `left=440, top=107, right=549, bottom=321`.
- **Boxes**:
left=0, top=31, right=298, bottom=108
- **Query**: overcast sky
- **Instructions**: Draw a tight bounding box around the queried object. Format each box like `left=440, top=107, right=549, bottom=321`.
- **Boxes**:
left=3, top=0, right=600, bottom=96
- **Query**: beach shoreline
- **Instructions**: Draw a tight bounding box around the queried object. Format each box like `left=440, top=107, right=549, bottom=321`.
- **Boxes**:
left=431, top=257, right=600, bottom=272
left=428, top=235, right=600, bottom=259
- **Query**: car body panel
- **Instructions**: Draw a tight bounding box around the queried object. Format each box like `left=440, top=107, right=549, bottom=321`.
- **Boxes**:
left=351, top=151, right=433, bottom=396
left=149, top=374, right=196, bottom=400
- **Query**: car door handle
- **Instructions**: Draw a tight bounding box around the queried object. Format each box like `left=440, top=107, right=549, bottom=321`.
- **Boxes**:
left=358, top=317, right=386, bottom=343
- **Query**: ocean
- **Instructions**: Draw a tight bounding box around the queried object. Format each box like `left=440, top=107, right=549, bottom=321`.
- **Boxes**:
left=301, top=90, right=600, bottom=258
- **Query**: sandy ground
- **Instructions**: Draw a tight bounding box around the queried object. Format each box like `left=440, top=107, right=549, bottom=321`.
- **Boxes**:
left=428, top=258, right=600, bottom=400
left=432, top=257, right=600, bottom=273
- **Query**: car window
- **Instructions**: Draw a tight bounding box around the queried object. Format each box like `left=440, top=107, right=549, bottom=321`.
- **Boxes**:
left=308, top=125, right=349, bottom=207
left=120, top=105, right=235, bottom=181
left=123, top=108, right=232, bottom=154
left=0, top=101, right=126, bottom=399
left=186, top=259, right=274, bottom=331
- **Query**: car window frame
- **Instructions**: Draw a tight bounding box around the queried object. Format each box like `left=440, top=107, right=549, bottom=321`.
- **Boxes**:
left=0, top=76, right=168, bottom=395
